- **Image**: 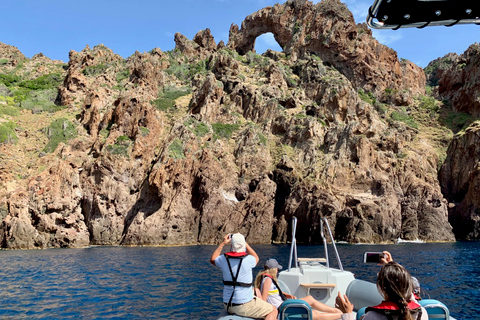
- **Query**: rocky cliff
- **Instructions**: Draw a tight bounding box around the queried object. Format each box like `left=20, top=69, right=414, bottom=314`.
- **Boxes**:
left=1, top=0, right=469, bottom=249
left=426, top=43, right=480, bottom=240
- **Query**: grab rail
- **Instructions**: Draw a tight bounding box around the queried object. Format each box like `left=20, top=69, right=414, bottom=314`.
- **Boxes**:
left=322, top=218, right=343, bottom=271
left=287, top=216, right=344, bottom=272
left=287, top=217, right=298, bottom=272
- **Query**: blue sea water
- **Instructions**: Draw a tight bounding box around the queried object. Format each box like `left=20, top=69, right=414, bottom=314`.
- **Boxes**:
left=0, top=242, right=478, bottom=319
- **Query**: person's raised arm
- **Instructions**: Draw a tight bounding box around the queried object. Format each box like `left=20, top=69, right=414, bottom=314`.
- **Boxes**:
left=381, top=251, right=393, bottom=264
left=210, top=234, right=231, bottom=265
left=245, top=242, right=259, bottom=265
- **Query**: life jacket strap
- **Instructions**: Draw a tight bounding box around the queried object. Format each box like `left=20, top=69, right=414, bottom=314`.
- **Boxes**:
left=223, top=280, right=252, bottom=287
left=262, top=274, right=286, bottom=301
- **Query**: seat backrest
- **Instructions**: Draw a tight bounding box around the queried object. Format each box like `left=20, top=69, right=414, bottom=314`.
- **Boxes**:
left=418, top=299, right=450, bottom=319
left=356, top=307, right=367, bottom=320
left=278, top=299, right=312, bottom=320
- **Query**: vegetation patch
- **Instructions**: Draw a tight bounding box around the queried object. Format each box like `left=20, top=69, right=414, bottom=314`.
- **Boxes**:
left=258, top=133, right=267, bottom=146
left=21, top=89, right=63, bottom=113
left=0, top=121, right=18, bottom=144
left=0, top=59, right=8, bottom=66
left=116, top=69, right=130, bottom=82
left=105, top=136, right=132, bottom=156
left=194, top=122, right=209, bottom=137
left=358, top=89, right=376, bottom=105
left=43, top=118, right=77, bottom=153
left=212, top=122, right=240, bottom=140
left=151, top=87, right=191, bottom=112
left=442, top=111, right=474, bottom=133
left=0, top=74, right=21, bottom=87
left=19, top=73, right=63, bottom=90
left=82, top=64, right=109, bottom=77
left=168, top=138, right=184, bottom=159
left=139, top=126, right=150, bottom=137
left=0, top=103, right=20, bottom=117
left=390, top=109, right=418, bottom=129
left=419, top=95, right=439, bottom=113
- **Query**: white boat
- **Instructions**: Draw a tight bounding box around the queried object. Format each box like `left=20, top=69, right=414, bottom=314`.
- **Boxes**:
left=218, top=217, right=455, bottom=320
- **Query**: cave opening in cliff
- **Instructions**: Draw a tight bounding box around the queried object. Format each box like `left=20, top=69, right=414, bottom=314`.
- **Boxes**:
left=254, top=32, right=283, bottom=54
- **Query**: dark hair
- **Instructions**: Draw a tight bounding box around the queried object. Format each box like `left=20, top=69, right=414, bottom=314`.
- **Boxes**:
left=377, top=262, right=414, bottom=320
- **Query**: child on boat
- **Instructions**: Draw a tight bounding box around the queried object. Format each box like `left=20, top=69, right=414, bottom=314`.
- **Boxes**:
left=254, top=258, right=344, bottom=320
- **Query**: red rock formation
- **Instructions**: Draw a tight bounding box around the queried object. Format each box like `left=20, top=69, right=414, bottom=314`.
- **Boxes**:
left=0, top=1, right=459, bottom=248
left=227, top=0, right=425, bottom=105
left=438, top=43, right=480, bottom=116
left=439, top=122, right=480, bottom=240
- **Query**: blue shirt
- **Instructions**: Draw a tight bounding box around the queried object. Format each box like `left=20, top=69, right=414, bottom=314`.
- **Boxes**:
left=215, top=254, right=255, bottom=304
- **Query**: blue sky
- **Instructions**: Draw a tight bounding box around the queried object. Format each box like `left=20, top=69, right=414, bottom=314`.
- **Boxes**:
left=1, top=0, right=478, bottom=68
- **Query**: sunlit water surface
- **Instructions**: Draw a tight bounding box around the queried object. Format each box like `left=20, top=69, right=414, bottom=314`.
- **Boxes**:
left=0, top=242, right=478, bottom=319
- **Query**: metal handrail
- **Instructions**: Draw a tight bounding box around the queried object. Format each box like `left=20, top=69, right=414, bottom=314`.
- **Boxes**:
left=320, top=219, right=330, bottom=268
left=287, top=217, right=298, bottom=272
left=287, top=216, right=344, bottom=271
left=323, top=217, right=343, bottom=271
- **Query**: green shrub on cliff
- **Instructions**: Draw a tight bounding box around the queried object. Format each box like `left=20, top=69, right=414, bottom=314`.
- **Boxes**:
left=0, top=103, right=20, bottom=117
left=19, top=73, right=62, bottom=90
left=43, top=118, right=77, bottom=153
left=152, top=87, right=191, bottom=112
left=212, top=123, right=240, bottom=140
left=358, top=89, right=376, bottom=105
left=0, top=121, right=18, bottom=144
left=168, top=138, right=184, bottom=159
left=390, top=109, right=418, bottom=129
left=0, top=74, right=21, bottom=87
left=82, top=64, right=109, bottom=77
left=21, top=89, right=62, bottom=113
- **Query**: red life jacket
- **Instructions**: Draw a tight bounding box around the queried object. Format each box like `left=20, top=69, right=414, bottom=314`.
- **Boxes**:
left=366, top=301, right=423, bottom=320
left=223, top=252, right=251, bottom=311
left=223, top=252, right=252, bottom=288
left=225, top=251, right=248, bottom=258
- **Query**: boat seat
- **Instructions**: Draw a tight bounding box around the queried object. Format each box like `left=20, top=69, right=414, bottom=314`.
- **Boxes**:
left=418, top=299, right=450, bottom=319
left=356, top=307, right=367, bottom=320
left=279, top=299, right=312, bottom=320
left=356, top=300, right=450, bottom=320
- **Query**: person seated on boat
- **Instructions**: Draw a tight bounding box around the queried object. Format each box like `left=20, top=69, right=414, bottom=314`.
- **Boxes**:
left=254, top=258, right=343, bottom=320
left=210, top=233, right=278, bottom=320
left=335, top=260, right=428, bottom=320
left=411, top=277, right=422, bottom=302
left=382, top=252, right=424, bottom=304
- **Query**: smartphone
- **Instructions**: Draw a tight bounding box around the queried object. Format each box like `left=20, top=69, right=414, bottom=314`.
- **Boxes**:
left=364, top=252, right=384, bottom=263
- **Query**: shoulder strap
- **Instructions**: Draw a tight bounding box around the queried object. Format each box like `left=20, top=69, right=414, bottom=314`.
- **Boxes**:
left=263, top=274, right=286, bottom=301
left=223, top=254, right=253, bottom=287
left=224, top=254, right=252, bottom=312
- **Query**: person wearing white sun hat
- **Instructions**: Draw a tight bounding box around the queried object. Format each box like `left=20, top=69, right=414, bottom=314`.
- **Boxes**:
left=210, top=233, right=278, bottom=320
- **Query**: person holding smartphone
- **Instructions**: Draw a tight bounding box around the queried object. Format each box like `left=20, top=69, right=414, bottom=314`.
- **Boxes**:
left=210, top=233, right=278, bottom=320
left=335, top=251, right=428, bottom=320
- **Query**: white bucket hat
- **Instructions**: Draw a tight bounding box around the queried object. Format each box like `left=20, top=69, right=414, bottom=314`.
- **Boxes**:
left=231, top=233, right=246, bottom=253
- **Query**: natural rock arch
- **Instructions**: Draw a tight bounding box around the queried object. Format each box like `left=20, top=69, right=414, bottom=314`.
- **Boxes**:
left=227, top=0, right=426, bottom=104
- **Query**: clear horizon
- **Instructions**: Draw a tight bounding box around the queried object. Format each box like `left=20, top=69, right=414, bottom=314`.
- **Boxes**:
left=1, top=0, right=478, bottom=68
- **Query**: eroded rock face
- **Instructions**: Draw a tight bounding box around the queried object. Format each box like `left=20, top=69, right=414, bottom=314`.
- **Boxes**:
left=0, top=1, right=458, bottom=249
left=227, top=0, right=425, bottom=105
left=437, top=43, right=480, bottom=117
left=439, top=122, right=480, bottom=240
